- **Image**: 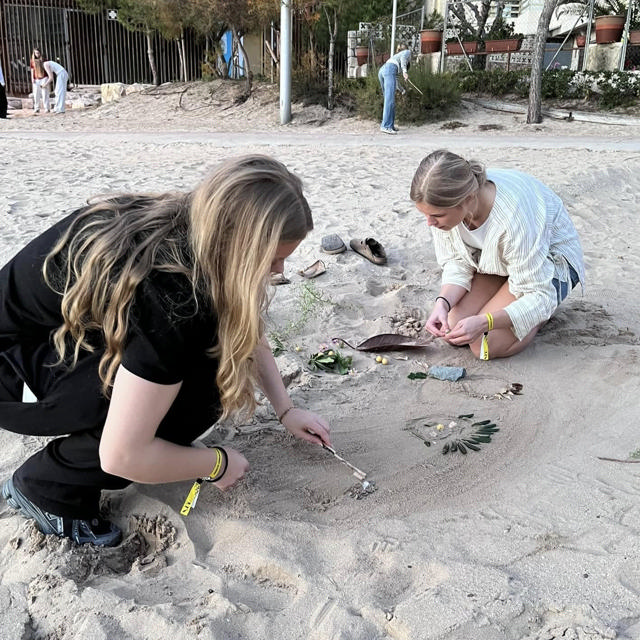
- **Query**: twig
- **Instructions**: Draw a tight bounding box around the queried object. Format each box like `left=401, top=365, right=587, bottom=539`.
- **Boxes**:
left=597, top=456, right=640, bottom=464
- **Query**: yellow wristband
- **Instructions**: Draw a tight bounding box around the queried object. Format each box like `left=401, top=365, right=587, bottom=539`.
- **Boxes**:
left=485, top=312, right=494, bottom=332
left=209, top=447, right=224, bottom=480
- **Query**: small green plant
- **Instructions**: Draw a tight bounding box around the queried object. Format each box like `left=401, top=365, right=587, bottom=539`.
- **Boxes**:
left=630, top=448, right=640, bottom=459
left=268, top=281, right=333, bottom=355
left=307, top=348, right=352, bottom=374
left=422, top=9, right=445, bottom=30
left=485, top=16, right=524, bottom=41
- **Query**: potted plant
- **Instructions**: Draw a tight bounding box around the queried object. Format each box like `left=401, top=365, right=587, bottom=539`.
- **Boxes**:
left=446, top=37, right=479, bottom=55
left=627, top=0, right=640, bottom=43
left=420, top=9, right=445, bottom=53
left=484, top=17, right=524, bottom=52
left=595, top=14, right=626, bottom=42
left=354, top=31, right=371, bottom=65
left=590, top=0, right=628, bottom=42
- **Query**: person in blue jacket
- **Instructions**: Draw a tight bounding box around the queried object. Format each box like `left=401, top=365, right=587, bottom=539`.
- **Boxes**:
left=377, top=43, right=411, bottom=134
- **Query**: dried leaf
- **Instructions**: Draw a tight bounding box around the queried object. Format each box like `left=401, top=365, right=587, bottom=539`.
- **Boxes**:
left=332, top=334, right=431, bottom=353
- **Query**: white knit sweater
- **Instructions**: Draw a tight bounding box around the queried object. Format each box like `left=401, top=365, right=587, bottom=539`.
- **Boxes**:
left=431, top=169, right=585, bottom=340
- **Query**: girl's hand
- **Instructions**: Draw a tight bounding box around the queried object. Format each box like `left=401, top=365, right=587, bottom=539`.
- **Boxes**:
left=281, top=408, right=331, bottom=447
left=445, top=314, right=488, bottom=346
left=212, top=447, right=249, bottom=491
left=425, top=306, right=450, bottom=337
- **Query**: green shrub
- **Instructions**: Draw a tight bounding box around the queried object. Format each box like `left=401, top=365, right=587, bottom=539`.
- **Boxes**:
left=348, top=62, right=461, bottom=124
left=451, top=67, right=640, bottom=109
left=540, top=69, right=578, bottom=99
left=396, top=65, right=461, bottom=123
left=451, top=69, right=528, bottom=96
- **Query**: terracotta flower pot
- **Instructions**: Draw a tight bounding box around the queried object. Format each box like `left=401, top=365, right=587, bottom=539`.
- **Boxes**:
left=594, top=15, right=625, bottom=44
left=485, top=38, right=522, bottom=53
left=629, top=29, right=640, bottom=44
left=420, top=29, right=443, bottom=54
left=355, top=46, right=368, bottom=66
left=446, top=41, right=478, bottom=55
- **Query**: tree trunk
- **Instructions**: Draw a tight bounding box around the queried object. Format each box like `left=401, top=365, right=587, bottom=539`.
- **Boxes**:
left=180, top=31, right=189, bottom=82
left=324, top=7, right=337, bottom=110
left=146, top=29, right=159, bottom=86
left=527, top=0, right=558, bottom=123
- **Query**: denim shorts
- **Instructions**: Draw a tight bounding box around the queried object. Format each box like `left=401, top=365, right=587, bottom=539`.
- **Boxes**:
left=552, top=264, right=580, bottom=305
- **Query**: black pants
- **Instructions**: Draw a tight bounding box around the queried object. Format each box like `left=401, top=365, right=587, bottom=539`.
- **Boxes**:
left=0, top=83, right=7, bottom=118
left=0, top=342, right=221, bottom=519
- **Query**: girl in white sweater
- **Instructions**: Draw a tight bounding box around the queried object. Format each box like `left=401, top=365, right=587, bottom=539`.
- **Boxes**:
left=410, top=149, right=584, bottom=360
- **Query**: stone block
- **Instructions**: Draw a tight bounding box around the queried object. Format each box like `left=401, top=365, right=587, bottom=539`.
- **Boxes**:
left=101, top=82, right=126, bottom=104
left=585, top=42, right=623, bottom=71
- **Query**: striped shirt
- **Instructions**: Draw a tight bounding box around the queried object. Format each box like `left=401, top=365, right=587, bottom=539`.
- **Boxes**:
left=431, top=169, right=585, bottom=340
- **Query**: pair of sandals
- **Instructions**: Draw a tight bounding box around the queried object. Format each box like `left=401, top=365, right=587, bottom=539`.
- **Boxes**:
left=321, top=234, right=387, bottom=266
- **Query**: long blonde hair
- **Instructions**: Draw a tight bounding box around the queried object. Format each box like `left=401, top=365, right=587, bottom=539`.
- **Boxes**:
left=44, top=155, right=313, bottom=420
left=410, top=149, right=486, bottom=207
left=31, top=48, right=46, bottom=77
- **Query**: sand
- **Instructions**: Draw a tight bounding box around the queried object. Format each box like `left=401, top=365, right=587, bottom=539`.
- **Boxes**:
left=1, top=81, right=640, bottom=640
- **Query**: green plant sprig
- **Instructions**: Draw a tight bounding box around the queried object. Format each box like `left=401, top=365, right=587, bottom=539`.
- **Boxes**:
left=443, top=420, right=499, bottom=455
left=307, top=348, right=352, bottom=375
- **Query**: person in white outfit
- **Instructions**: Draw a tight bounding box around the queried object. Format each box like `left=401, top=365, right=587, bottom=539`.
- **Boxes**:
left=42, top=60, right=69, bottom=114
left=410, top=149, right=585, bottom=360
left=30, top=48, right=50, bottom=113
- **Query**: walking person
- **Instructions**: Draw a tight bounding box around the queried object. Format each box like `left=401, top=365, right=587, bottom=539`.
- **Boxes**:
left=377, top=43, right=411, bottom=135
left=0, top=57, right=7, bottom=119
left=1, top=155, right=332, bottom=547
left=42, top=59, right=69, bottom=113
left=30, top=48, right=50, bottom=113
left=410, top=149, right=585, bottom=360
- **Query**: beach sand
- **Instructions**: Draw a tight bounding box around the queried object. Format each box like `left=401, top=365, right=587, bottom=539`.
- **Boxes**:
left=1, top=82, right=640, bottom=639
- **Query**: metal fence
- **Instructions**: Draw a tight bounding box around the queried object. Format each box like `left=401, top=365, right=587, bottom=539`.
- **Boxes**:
left=0, top=0, right=206, bottom=95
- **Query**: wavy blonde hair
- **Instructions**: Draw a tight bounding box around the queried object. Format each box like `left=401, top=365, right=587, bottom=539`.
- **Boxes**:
left=410, top=149, right=486, bottom=207
left=44, top=155, right=312, bottom=420
left=31, top=48, right=46, bottom=77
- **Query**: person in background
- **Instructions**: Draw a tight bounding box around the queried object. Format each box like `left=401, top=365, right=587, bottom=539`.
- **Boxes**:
left=1, top=155, right=331, bottom=547
left=30, top=48, right=50, bottom=113
left=410, top=149, right=585, bottom=360
left=377, top=43, right=411, bottom=135
left=42, top=59, right=69, bottom=114
left=0, top=57, right=7, bottom=119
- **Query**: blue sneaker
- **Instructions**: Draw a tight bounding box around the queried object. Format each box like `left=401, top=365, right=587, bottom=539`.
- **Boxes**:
left=2, top=477, right=122, bottom=547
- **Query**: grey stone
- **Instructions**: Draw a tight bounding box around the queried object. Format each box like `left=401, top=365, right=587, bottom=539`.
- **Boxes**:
left=427, top=365, right=466, bottom=381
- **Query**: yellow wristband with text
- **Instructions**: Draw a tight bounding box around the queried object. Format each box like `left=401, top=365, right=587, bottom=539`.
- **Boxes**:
left=485, top=312, right=494, bottom=331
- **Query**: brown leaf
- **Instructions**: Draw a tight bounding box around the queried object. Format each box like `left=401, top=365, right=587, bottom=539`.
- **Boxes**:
left=332, top=334, right=431, bottom=352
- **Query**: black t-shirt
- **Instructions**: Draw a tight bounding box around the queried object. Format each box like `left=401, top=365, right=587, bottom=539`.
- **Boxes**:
left=0, top=208, right=218, bottom=386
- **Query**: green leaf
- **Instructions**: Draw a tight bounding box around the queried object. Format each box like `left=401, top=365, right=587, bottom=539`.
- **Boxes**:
left=408, top=372, right=428, bottom=380
left=442, top=443, right=450, bottom=454
left=472, top=419, right=492, bottom=426
left=457, top=441, right=467, bottom=454
left=457, top=413, right=474, bottom=418
left=462, top=440, right=481, bottom=451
